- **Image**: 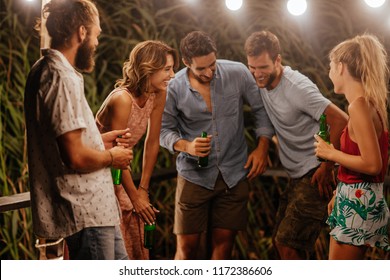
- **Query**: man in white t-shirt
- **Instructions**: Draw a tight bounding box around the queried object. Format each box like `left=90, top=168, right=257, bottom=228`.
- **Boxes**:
left=244, top=30, right=348, bottom=259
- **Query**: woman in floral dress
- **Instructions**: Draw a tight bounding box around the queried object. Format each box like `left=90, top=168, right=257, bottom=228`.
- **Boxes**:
left=314, top=34, right=389, bottom=259
left=96, top=41, right=178, bottom=259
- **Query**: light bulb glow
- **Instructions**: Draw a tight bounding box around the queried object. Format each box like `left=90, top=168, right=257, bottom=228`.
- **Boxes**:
left=287, top=0, right=307, bottom=16
left=225, top=0, right=243, bottom=11
left=364, top=0, right=386, bottom=8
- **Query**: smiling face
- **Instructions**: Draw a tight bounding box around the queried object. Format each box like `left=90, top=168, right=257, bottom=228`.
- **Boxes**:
left=184, top=52, right=217, bottom=84
left=149, top=54, right=176, bottom=92
left=247, top=52, right=281, bottom=90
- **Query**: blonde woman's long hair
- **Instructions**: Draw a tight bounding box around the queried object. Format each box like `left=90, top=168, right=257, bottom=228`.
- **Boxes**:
left=115, top=40, right=179, bottom=97
left=329, top=34, right=389, bottom=130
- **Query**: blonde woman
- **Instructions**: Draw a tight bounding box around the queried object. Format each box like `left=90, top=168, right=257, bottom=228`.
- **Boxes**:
left=96, top=41, right=179, bottom=259
left=315, top=34, right=390, bottom=259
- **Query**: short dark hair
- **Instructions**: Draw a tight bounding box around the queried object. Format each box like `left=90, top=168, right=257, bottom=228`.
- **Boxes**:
left=244, top=31, right=281, bottom=61
left=180, top=31, right=217, bottom=64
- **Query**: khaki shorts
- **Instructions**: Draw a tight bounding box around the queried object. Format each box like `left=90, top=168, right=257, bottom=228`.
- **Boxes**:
left=273, top=168, right=328, bottom=253
left=174, top=174, right=249, bottom=235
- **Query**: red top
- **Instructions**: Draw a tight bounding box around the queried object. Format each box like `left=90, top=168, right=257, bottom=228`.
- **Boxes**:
left=337, top=125, right=389, bottom=183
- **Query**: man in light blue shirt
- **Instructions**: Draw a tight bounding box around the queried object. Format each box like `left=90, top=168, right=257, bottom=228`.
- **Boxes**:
left=160, top=31, right=274, bottom=259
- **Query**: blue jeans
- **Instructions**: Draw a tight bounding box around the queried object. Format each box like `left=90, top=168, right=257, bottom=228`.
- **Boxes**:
left=65, top=226, right=128, bottom=260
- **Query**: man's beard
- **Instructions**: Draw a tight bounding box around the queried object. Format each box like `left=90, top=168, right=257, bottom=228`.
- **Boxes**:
left=264, top=70, right=277, bottom=90
left=189, top=68, right=214, bottom=84
left=75, top=38, right=95, bottom=73
left=256, top=69, right=277, bottom=90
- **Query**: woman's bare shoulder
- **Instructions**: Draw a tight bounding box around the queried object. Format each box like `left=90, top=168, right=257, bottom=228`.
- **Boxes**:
left=109, top=88, right=132, bottom=106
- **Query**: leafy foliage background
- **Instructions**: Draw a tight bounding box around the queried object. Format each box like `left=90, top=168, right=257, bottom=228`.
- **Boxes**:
left=0, top=0, right=389, bottom=259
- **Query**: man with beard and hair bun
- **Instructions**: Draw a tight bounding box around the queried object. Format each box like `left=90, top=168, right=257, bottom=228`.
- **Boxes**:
left=160, top=31, right=274, bottom=259
left=24, top=0, right=133, bottom=260
left=244, top=30, right=348, bottom=259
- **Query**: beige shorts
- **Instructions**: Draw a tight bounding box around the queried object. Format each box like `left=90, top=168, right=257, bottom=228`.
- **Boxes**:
left=174, top=174, right=249, bottom=235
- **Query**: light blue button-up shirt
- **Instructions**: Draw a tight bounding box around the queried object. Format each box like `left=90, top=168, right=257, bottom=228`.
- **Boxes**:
left=160, top=59, right=274, bottom=190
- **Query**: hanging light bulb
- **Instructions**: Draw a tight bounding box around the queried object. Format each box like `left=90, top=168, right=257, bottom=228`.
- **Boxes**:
left=287, top=0, right=307, bottom=16
left=225, top=0, right=243, bottom=11
left=364, top=0, right=386, bottom=8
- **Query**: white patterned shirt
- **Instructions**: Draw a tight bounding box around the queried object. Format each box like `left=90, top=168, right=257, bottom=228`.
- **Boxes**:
left=24, top=49, right=120, bottom=239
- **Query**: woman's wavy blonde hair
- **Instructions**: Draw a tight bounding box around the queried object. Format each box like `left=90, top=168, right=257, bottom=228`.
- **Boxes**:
left=115, top=40, right=179, bottom=97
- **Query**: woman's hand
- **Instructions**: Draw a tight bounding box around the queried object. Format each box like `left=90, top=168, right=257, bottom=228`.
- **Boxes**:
left=314, top=134, right=335, bottom=162
left=132, top=188, right=159, bottom=225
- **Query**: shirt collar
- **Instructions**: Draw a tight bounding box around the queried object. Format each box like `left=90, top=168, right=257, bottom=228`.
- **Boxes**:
left=41, top=48, right=82, bottom=78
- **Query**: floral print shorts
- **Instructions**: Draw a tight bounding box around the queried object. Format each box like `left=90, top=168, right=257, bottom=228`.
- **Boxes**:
left=327, top=181, right=390, bottom=251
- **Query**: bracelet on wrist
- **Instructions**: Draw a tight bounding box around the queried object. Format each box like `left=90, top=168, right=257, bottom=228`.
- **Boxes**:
left=139, top=185, right=149, bottom=195
left=107, top=150, right=113, bottom=167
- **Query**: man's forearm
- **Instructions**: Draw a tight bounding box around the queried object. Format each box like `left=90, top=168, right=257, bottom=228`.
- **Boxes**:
left=173, top=139, right=188, bottom=153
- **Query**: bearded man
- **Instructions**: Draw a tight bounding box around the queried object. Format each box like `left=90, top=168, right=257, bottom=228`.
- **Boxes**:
left=244, top=31, right=348, bottom=259
left=160, top=31, right=274, bottom=259
left=24, top=0, right=133, bottom=260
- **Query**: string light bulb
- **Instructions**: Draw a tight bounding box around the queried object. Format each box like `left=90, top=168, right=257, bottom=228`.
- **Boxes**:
left=225, top=0, right=243, bottom=11
left=287, top=0, right=307, bottom=16
left=364, top=0, right=386, bottom=8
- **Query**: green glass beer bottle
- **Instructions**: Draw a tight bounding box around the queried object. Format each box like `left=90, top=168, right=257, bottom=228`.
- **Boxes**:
left=144, top=222, right=156, bottom=250
left=317, top=113, right=330, bottom=162
left=111, top=168, right=122, bottom=185
left=198, top=131, right=208, bottom=168
left=111, top=135, right=122, bottom=185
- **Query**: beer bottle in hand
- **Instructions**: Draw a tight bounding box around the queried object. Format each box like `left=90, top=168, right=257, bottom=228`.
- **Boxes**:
left=111, top=168, right=122, bottom=185
left=111, top=135, right=123, bottom=185
left=198, top=131, right=208, bottom=167
left=317, top=114, right=330, bottom=162
left=144, top=222, right=156, bottom=250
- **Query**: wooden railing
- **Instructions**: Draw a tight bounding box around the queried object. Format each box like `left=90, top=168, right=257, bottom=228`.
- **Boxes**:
left=0, top=168, right=289, bottom=213
left=2, top=167, right=389, bottom=213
